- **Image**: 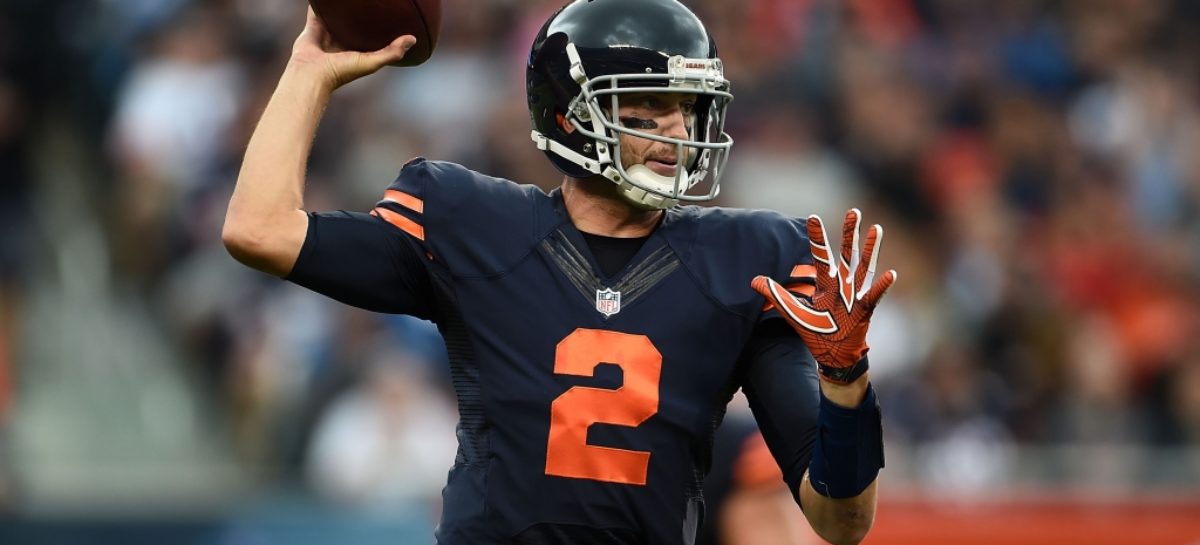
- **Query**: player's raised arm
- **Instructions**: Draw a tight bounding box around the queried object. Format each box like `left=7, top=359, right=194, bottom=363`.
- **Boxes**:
left=222, top=8, right=416, bottom=277
left=749, top=209, right=897, bottom=545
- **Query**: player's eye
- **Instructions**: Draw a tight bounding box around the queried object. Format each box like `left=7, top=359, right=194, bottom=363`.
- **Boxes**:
left=639, top=96, right=663, bottom=110
left=680, top=101, right=696, bottom=116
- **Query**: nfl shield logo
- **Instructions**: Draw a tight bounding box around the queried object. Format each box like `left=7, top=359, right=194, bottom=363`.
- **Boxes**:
left=596, top=288, right=622, bottom=317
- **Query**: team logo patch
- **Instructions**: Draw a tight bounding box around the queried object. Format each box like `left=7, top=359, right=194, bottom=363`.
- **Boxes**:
left=596, top=288, right=622, bottom=317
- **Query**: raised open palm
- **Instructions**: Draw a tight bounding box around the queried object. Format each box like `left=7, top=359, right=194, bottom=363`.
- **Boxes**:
left=752, top=209, right=897, bottom=384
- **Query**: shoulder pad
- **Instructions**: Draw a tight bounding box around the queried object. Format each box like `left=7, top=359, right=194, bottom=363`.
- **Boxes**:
left=371, top=158, right=561, bottom=277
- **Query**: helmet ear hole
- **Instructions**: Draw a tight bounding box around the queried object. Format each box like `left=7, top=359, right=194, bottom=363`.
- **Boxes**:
left=556, top=112, right=574, bottom=134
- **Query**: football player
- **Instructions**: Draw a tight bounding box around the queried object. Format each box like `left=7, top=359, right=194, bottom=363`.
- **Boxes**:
left=223, top=1, right=896, bottom=544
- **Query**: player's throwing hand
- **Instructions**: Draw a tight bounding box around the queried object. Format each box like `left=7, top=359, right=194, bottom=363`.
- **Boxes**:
left=752, top=209, right=897, bottom=384
left=290, top=7, right=417, bottom=90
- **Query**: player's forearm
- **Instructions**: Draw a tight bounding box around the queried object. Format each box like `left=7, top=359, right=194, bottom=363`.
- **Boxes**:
left=820, top=371, right=870, bottom=407
left=224, top=64, right=332, bottom=275
left=799, top=476, right=877, bottom=545
left=799, top=373, right=882, bottom=545
left=233, top=64, right=332, bottom=216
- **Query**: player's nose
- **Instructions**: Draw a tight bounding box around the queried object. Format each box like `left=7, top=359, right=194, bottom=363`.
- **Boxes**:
left=660, top=109, right=690, bottom=140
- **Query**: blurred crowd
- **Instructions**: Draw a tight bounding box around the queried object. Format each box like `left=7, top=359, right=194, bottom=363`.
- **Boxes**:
left=2, top=0, right=1200, bottom=514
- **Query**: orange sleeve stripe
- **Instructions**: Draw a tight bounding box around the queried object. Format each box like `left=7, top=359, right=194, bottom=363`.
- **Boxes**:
left=383, top=189, right=424, bottom=213
left=790, top=264, right=816, bottom=278
left=374, top=207, right=425, bottom=241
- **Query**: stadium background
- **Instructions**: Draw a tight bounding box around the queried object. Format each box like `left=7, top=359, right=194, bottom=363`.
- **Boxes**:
left=1, top=0, right=1199, bottom=543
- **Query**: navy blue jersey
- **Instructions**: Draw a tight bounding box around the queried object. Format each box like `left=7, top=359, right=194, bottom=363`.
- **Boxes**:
left=288, top=159, right=821, bottom=545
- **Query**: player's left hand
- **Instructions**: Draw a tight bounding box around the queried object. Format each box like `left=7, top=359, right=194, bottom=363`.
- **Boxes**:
left=752, top=209, right=897, bottom=384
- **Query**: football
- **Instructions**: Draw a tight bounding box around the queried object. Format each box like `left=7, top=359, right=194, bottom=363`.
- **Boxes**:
left=309, top=0, right=442, bottom=67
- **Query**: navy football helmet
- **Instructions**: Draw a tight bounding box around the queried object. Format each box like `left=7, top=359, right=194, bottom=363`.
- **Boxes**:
left=527, top=0, right=733, bottom=209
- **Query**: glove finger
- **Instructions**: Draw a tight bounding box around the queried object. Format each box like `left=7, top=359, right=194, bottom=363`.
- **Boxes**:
left=751, top=275, right=773, bottom=299
left=855, top=224, right=882, bottom=300
left=840, top=208, right=861, bottom=273
left=837, top=209, right=861, bottom=312
left=751, top=275, right=779, bottom=310
left=860, top=269, right=898, bottom=311
left=752, top=275, right=838, bottom=334
left=806, top=215, right=835, bottom=289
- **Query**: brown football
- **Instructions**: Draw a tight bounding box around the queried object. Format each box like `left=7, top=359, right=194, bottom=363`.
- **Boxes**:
left=309, top=0, right=441, bottom=67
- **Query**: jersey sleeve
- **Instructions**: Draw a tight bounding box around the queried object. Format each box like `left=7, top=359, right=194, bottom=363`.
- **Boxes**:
left=368, top=157, right=547, bottom=277
left=286, top=210, right=436, bottom=319
left=736, top=319, right=820, bottom=508
left=737, top=215, right=827, bottom=507
left=288, top=158, right=547, bottom=321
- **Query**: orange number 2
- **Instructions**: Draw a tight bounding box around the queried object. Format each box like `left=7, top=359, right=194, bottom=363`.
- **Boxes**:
left=545, top=328, right=662, bottom=485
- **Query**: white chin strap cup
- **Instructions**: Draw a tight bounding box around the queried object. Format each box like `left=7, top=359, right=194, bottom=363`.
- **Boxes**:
left=619, top=164, right=690, bottom=210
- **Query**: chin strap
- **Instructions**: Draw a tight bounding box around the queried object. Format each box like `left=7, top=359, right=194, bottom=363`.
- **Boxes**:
left=532, top=130, right=616, bottom=178
left=531, top=129, right=678, bottom=210
left=622, top=165, right=685, bottom=209
left=531, top=129, right=687, bottom=211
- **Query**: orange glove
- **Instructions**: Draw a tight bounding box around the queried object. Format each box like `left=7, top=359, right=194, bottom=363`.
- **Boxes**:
left=752, top=209, right=897, bottom=384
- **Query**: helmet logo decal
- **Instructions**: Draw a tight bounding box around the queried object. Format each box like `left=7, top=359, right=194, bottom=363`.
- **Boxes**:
left=596, top=288, right=622, bottom=317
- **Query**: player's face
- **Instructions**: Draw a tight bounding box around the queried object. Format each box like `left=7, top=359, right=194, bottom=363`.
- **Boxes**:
left=616, top=92, right=697, bottom=177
